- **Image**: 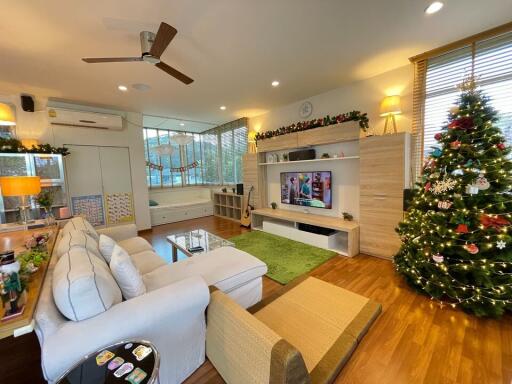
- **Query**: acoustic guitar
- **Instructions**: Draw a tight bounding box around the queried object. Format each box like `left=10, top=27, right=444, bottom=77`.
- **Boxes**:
left=240, top=186, right=254, bottom=228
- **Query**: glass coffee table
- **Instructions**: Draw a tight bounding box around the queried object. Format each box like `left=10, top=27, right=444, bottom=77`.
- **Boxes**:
left=166, top=229, right=234, bottom=262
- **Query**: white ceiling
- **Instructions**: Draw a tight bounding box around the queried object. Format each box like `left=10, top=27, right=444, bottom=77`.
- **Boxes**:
left=0, top=1, right=511, bottom=125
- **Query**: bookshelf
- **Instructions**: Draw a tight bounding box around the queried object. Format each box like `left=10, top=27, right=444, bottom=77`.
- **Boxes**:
left=213, top=192, right=243, bottom=222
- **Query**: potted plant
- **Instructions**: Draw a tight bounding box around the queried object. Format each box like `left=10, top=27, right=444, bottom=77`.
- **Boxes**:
left=36, top=189, right=54, bottom=223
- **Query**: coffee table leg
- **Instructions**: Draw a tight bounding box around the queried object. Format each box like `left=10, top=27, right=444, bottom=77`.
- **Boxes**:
left=172, top=245, right=178, bottom=263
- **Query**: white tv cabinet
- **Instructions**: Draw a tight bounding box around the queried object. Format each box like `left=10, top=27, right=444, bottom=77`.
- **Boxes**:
left=251, top=208, right=359, bottom=257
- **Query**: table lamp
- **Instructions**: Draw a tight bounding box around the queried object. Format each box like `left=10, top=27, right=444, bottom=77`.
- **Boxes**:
left=0, top=176, right=41, bottom=224
left=380, top=95, right=401, bottom=134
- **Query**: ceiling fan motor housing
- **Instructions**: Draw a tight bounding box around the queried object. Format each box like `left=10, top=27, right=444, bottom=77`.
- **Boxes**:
left=140, top=31, right=160, bottom=63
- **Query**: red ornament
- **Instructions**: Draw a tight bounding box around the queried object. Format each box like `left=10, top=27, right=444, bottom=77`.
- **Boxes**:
left=448, top=116, right=474, bottom=130
left=463, top=243, right=479, bottom=254
left=425, top=182, right=431, bottom=192
left=455, top=224, right=469, bottom=234
left=450, top=140, right=462, bottom=149
left=497, top=143, right=506, bottom=150
left=434, top=133, right=442, bottom=141
left=480, top=214, right=510, bottom=230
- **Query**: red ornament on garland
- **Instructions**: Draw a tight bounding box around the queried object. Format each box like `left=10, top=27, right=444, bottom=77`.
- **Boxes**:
left=434, top=133, right=442, bottom=141
left=463, top=243, right=479, bottom=254
left=497, top=143, right=506, bottom=150
left=455, top=223, right=469, bottom=234
left=450, top=140, right=462, bottom=149
left=480, top=214, right=511, bottom=230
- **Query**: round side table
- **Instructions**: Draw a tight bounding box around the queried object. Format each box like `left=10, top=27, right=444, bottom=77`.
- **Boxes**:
left=56, top=340, right=159, bottom=384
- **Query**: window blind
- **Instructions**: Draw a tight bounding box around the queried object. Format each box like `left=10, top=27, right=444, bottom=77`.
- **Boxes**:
left=415, top=31, right=512, bottom=179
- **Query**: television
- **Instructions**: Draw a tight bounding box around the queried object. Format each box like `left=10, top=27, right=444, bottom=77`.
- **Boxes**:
left=280, top=171, right=332, bottom=209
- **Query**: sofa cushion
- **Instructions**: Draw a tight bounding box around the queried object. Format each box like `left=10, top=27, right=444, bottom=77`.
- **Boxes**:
left=110, top=245, right=146, bottom=300
left=62, top=217, right=99, bottom=241
left=143, top=247, right=267, bottom=293
left=98, top=234, right=116, bottom=263
left=55, top=230, right=101, bottom=260
left=130, top=250, right=167, bottom=275
left=52, top=248, right=122, bottom=321
left=118, top=237, right=153, bottom=255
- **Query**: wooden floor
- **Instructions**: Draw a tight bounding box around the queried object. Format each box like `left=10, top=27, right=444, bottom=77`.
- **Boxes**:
left=2, top=216, right=511, bottom=384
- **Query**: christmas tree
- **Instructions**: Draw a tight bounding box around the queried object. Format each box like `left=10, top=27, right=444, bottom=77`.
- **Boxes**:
left=395, top=79, right=512, bottom=317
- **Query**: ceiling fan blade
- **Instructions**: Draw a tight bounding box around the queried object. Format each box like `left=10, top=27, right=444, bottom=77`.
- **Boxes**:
left=82, top=57, right=142, bottom=63
left=149, top=22, right=177, bottom=58
left=155, top=61, right=194, bottom=84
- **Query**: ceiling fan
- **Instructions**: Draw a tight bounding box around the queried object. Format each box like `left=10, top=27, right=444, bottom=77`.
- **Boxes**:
left=82, top=22, right=193, bottom=85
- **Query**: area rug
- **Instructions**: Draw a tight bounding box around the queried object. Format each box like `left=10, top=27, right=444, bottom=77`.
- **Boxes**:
left=250, top=276, right=382, bottom=383
left=230, top=231, right=337, bottom=284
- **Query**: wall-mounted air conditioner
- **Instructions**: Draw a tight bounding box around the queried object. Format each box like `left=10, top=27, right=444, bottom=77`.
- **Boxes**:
left=48, top=108, right=124, bottom=131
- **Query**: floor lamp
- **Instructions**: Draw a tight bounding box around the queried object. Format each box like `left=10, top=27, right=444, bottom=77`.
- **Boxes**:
left=0, top=176, right=41, bottom=224
left=380, top=95, right=402, bottom=134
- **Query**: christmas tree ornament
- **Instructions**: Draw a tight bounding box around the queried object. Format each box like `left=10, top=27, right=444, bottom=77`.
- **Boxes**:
left=455, top=223, right=469, bottom=234
left=474, top=174, right=490, bottom=190
left=497, top=143, right=506, bottom=150
left=432, top=254, right=444, bottom=263
left=431, top=148, right=443, bottom=158
left=451, top=169, right=464, bottom=176
left=450, top=140, right=462, bottom=149
left=465, top=184, right=479, bottom=195
left=431, top=178, right=457, bottom=194
left=437, top=200, right=452, bottom=209
left=496, top=240, right=506, bottom=250
left=448, top=116, right=474, bottom=130
left=434, top=132, right=443, bottom=141
left=480, top=214, right=510, bottom=230
left=449, top=105, right=460, bottom=114
left=463, top=243, right=479, bottom=254
left=425, top=182, right=431, bottom=192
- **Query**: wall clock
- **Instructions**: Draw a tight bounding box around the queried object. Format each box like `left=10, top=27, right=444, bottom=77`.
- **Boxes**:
left=299, top=101, right=313, bottom=118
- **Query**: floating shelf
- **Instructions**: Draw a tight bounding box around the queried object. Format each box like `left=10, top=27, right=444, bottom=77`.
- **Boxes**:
left=258, top=156, right=360, bottom=166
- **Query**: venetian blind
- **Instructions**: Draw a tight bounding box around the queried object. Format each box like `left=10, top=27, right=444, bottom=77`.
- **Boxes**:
left=412, top=30, right=512, bottom=180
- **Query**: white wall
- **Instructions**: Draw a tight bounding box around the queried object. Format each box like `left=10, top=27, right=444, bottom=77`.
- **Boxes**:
left=0, top=95, right=151, bottom=230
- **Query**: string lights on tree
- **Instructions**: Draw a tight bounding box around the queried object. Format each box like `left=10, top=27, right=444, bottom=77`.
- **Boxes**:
left=395, top=78, right=512, bottom=317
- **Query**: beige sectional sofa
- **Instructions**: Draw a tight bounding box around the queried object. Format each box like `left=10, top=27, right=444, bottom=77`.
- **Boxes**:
left=35, top=217, right=267, bottom=383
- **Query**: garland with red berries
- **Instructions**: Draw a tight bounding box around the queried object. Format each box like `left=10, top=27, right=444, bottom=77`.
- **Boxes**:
left=255, top=111, right=369, bottom=142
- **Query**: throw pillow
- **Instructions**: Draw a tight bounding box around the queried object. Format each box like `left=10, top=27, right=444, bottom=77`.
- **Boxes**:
left=99, top=234, right=117, bottom=263
left=55, top=230, right=102, bottom=260
left=62, top=217, right=99, bottom=241
left=110, top=244, right=146, bottom=300
left=53, top=247, right=122, bottom=321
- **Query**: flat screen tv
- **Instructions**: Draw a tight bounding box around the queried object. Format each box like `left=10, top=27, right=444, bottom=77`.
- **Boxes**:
left=280, top=171, right=332, bottom=209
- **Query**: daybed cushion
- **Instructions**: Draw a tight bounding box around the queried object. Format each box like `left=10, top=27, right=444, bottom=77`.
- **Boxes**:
left=143, top=247, right=267, bottom=293
left=110, top=245, right=146, bottom=300
left=149, top=198, right=211, bottom=210
left=118, top=237, right=154, bottom=255
left=62, top=217, right=99, bottom=241
left=130, top=250, right=167, bottom=275
left=52, top=247, right=122, bottom=321
left=55, top=230, right=101, bottom=259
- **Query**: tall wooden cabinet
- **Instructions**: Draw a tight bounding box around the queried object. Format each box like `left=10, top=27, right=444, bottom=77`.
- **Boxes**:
left=359, top=133, right=411, bottom=259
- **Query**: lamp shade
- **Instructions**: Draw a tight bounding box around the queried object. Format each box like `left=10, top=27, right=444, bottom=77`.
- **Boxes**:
left=171, top=133, right=193, bottom=146
left=380, top=95, right=402, bottom=116
left=0, top=176, right=41, bottom=197
left=0, top=103, right=16, bottom=126
left=21, top=138, right=39, bottom=148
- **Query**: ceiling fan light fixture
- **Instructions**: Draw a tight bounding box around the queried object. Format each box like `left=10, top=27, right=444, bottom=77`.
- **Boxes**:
left=425, top=1, right=444, bottom=14
left=142, top=54, right=161, bottom=64
left=172, top=133, right=194, bottom=146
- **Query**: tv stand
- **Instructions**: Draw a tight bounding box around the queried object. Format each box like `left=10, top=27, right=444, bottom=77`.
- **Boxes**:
left=251, top=208, right=359, bottom=257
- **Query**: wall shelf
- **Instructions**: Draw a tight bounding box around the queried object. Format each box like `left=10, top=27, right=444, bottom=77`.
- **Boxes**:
left=258, top=156, right=360, bottom=166
left=213, top=192, right=242, bottom=222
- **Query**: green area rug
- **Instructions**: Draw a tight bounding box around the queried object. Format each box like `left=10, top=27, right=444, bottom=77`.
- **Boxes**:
left=230, top=231, right=337, bottom=284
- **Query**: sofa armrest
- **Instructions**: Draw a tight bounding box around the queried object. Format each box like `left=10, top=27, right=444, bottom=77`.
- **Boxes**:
left=42, top=276, right=210, bottom=382
left=97, top=224, right=138, bottom=242
left=206, top=290, right=310, bottom=384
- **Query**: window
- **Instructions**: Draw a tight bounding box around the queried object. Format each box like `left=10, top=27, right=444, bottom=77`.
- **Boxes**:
left=143, top=118, right=248, bottom=188
left=414, top=31, right=512, bottom=175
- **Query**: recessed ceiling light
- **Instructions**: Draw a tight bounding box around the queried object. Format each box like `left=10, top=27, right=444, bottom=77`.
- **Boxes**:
left=271, top=80, right=280, bottom=87
left=118, top=85, right=128, bottom=92
left=425, top=1, right=443, bottom=14
left=180, top=123, right=185, bottom=126
left=220, top=105, right=227, bottom=110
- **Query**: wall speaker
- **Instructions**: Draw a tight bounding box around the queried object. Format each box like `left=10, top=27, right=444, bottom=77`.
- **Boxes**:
left=21, top=95, right=34, bottom=112
left=236, top=183, right=244, bottom=195
left=289, top=149, right=316, bottom=161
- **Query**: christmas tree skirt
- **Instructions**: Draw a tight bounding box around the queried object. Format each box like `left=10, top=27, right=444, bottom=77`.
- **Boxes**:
left=230, top=231, right=337, bottom=284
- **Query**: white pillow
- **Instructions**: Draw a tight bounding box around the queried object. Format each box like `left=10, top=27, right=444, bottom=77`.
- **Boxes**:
left=52, top=247, right=122, bottom=321
left=110, top=245, right=146, bottom=300
left=55, top=230, right=101, bottom=260
left=99, top=234, right=116, bottom=263
left=62, top=217, right=99, bottom=241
